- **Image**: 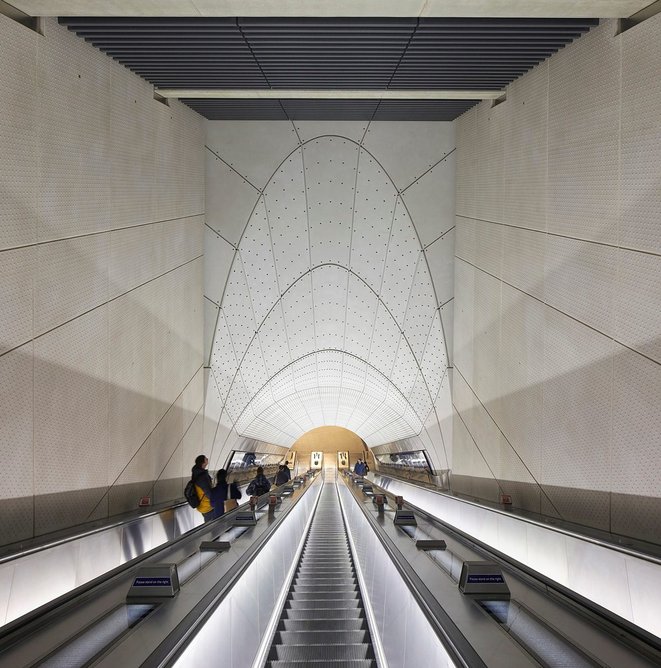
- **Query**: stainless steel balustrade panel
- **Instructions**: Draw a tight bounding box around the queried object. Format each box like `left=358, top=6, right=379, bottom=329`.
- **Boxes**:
left=337, top=481, right=463, bottom=668
left=371, top=473, right=661, bottom=640
left=0, top=503, right=202, bottom=628
left=265, top=484, right=377, bottom=667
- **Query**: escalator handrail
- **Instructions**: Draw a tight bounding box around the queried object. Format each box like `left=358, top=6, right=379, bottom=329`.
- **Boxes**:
left=139, top=473, right=323, bottom=668
left=374, top=473, right=661, bottom=567
left=366, top=475, right=661, bottom=661
left=0, top=501, right=189, bottom=566
left=339, top=475, right=488, bottom=668
left=0, top=486, right=251, bottom=648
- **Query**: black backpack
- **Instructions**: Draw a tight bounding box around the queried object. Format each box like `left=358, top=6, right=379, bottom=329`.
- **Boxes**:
left=248, top=477, right=269, bottom=496
left=184, top=479, right=200, bottom=508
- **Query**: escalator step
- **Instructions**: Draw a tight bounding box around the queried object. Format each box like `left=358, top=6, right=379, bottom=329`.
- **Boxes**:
left=286, top=598, right=361, bottom=610
left=296, top=570, right=355, bottom=577
left=304, top=546, right=349, bottom=551
left=292, top=582, right=358, bottom=594
left=268, top=644, right=374, bottom=661
left=294, top=582, right=357, bottom=588
left=294, top=577, right=357, bottom=583
left=284, top=608, right=365, bottom=620
left=273, top=630, right=370, bottom=645
left=298, top=561, right=355, bottom=577
left=267, top=487, right=376, bottom=666
left=267, top=661, right=376, bottom=668
left=289, top=591, right=359, bottom=600
left=278, top=619, right=368, bottom=632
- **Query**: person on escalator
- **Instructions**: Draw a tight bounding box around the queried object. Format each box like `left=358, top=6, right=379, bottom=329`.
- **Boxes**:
left=210, top=468, right=242, bottom=519
left=246, top=466, right=271, bottom=496
left=191, top=455, right=214, bottom=522
left=275, top=465, right=289, bottom=486
left=282, top=461, right=292, bottom=481
left=354, top=459, right=367, bottom=476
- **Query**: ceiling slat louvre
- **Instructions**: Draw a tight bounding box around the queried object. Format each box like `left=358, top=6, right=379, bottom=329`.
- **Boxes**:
left=60, top=16, right=596, bottom=120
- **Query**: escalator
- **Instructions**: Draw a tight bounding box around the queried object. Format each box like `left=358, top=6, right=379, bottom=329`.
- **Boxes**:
left=266, top=484, right=376, bottom=667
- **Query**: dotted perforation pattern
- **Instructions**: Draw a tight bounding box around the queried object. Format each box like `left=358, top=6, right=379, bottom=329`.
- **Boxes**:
left=205, top=126, right=454, bottom=447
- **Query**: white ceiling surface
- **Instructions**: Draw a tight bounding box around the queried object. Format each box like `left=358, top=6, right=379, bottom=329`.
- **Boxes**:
left=206, top=123, right=455, bottom=452
left=9, top=1, right=651, bottom=18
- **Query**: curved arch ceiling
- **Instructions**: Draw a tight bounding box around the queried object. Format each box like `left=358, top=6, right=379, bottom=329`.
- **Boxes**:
left=208, top=131, right=452, bottom=449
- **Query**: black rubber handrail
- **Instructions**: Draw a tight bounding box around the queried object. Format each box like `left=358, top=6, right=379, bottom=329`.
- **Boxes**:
left=0, top=486, right=253, bottom=649
left=338, top=475, right=487, bottom=668
left=365, top=475, right=661, bottom=664
left=140, top=473, right=323, bottom=668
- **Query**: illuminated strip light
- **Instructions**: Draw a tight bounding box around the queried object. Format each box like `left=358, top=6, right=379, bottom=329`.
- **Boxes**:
left=155, top=88, right=502, bottom=100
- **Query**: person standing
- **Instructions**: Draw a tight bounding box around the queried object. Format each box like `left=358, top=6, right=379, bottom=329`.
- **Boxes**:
left=246, top=466, right=271, bottom=496
left=210, top=468, right=242, bottom=519
left=192, top=455, right=214, bottom=522
left=283, top=461, right=292, bottom=481
left=275, top=465, right=289, bottom=486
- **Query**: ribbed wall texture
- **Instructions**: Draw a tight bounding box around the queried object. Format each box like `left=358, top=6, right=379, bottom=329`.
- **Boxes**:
left=58, top=16, right=596, bottom=121
left=0, top=16, right=205, bottom=550
left=453, top=17, right=661, bottom=545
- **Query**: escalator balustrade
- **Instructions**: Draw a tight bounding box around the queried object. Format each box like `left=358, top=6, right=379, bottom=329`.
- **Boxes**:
left=266, top=485, right=376, bottom=667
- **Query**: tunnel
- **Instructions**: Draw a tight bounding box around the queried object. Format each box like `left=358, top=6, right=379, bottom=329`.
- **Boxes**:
left=0, top=2, right=660, bottom=667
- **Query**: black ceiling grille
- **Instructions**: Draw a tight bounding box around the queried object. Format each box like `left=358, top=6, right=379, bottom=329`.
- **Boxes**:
left=59, top=16, right=597, bottom=121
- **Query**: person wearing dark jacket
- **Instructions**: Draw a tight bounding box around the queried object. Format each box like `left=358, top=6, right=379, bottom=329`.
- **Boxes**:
left=283, top=461, right=292, bottom=481
left=274, top=465, right=289, bottom=486
left=192, top=455, right=214, bottom=522
left=210, top=469, right=242, bottom=519
left=246, top=466, right=271, bottom=496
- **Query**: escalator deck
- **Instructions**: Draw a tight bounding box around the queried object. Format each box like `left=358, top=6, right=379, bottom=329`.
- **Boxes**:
left=267, top=484, right=377, bottom=667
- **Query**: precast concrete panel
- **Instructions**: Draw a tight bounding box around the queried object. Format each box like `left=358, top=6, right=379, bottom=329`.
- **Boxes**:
left=221, top=255, right=258, bottom=359
left=109, top=223, right=158, bottom=301
left=424, top=228, right=455, bottom=307
left=361, top=121, right=454, bottom=192
left=263, top=150, right=310, bottom=284
left=257, top=306, right=292, bottom=378
left=502, top=61, right=549, bottom=232
left=206, top=121, right=300, bottom=191
left=401, top=151, right=456, bottom=248
left=613, top=248, right=661, bottom=364
left=380, top=198, right=421, bottom=327
left=294, top=121, right=368, bottom=144
left=548, top=22, right=620, bottom=245
left=304, top=137, right=357, bottom=269
left=620, top=16, right=661, bottom=255
left=0, top=246, right=35, bottom=355
left=210, top=310, right=240, bottom=404
left=311, top=265, right=349, bottom=351
left=0, top=14, right=37, bottom=252
left=35, top=234, right=109, bottom=336
left=205, top=152, right=259, bottom=247
left=344, top=273, right=379, bottom=359
left=240, top=197, right=282, bottom=325
left=351, top=148, right=397, bottom=290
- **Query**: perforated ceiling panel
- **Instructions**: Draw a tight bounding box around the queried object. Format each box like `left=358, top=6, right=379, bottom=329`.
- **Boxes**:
left=206, top=127, right=455, bottom=449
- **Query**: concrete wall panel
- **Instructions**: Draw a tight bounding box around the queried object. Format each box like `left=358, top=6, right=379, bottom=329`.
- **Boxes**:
left=453, top=16, right=661, bottom=543
left=0, top=16, right=205, bottom=548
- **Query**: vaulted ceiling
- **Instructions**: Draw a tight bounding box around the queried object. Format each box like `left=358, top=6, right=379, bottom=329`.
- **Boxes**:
left=30, top=4, right=619, bottom=455
left=203, top=124, right=455, bottom=449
